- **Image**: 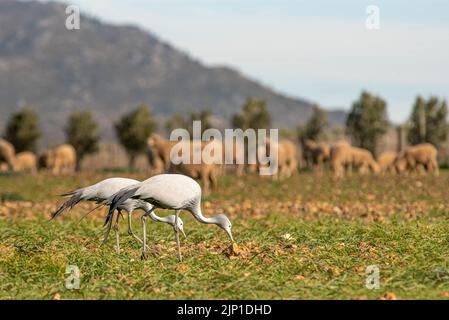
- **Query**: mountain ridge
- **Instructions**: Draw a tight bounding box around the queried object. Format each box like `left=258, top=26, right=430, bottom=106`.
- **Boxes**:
left=0, top=0, right=346, bottom=145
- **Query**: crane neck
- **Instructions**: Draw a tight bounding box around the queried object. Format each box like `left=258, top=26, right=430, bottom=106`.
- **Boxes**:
left=148, top=211, right=172, bottom=224
left=189, top=202, right=216, bottom=225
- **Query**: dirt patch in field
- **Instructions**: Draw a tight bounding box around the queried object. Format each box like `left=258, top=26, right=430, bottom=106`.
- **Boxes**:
left=203, top=197, right=449, bottom=222
left=1, top=197, right=448, bottom=223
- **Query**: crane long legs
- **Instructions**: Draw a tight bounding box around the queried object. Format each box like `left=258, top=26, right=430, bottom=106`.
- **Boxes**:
left=127, top=211, right=150, bottom=250
left=141, top=214, right=148, bottom=260
left=102, top=208, right=122, bottom=255
left=114, top=211, right=120, bottom=254
left=103, top=208, right=152, bottom=252
left=140, top=207, right=155, bottom=260
left=102, top=210, right=115, bottom=244
left=175, top=209, right=182, bottom=262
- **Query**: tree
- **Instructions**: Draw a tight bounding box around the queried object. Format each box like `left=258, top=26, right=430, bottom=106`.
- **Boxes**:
left=115, top=104, right=157, bottom=169
left=189, top=109, right=212, bottom=136
left=346, top=91, right=389, bottom=154
left=65, top=111, right=99, bottom=170
left=298, top=105, right=328, bottom=141
left=232, top=98, right=271, bottom=130
left=407, top=96, right=448, bottom=146
left=165, top=113, right=188, bottom=135
left=164, top=109, right=212, bottom=136
left=5, top=107, right=41, bottom=153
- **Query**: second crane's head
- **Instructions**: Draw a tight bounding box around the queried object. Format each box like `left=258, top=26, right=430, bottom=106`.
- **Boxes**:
left=166, top=215, right=186, bottom=238
left=215, top=214, right=234, bottom=242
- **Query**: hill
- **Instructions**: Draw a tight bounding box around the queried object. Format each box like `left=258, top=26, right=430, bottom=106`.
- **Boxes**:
left=0, top=0, right=346, bottom=145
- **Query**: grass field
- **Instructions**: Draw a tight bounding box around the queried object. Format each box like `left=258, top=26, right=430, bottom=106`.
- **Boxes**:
left=1, top=171, right=449, bottom=299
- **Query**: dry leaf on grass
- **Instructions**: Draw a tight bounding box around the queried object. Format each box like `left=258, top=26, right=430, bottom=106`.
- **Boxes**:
left=175, top=264, right=189, bottom=273
left=381, top=292, right=397, bottom=300
left=353, top=266, right=365, bottom=273
left=351, top=295, right=368, bottom=300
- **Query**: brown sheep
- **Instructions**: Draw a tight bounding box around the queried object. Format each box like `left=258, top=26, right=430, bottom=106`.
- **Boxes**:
left=42, top=144, right=76, bottom=175
left=331, top=142, right=379, bottom=177
left=222, top=139, right=245, bottom=176
left=277, top=140, right=299, bottom=178
left=302, top=139, right=330, bottom=173
left=148, top=134, right=222, bottom=171
left=330, top=141, right=352, bottom=178
left=147, top=134, right=166, bottom=174
left=0, top=162, right=8, bottom=172
left=255, top=139, right=298, bottom=179
left=394, top=143, right=438, bottom=176
left=170, top=140, right=222, bottom=193
left=12, top=151, right=37, bottom=174
left=148, top=153, right=165, bottom=175
left=147, top=134, right=178, bottom=171
left=350, top=147, right=380, bottom=175
left=377, top=151, right=398, bottom=174
left=148, top=135, right=222, bottom=192
left=0, top=138, right=15, bottom=170
left=168, top=162, right=219, bottom=193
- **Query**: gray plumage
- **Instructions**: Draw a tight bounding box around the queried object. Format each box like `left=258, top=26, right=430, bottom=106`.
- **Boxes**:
left=51, top=177, right=186, bottom=254
left=105, top=174, right=233, bottom=261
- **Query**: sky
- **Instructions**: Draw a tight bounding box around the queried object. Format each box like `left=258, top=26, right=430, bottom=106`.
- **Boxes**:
left=50, top=0, right=449, bottom=123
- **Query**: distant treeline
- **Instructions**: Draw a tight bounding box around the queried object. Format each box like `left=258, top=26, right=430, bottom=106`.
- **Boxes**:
left=1, top=91, right=447, bottom=170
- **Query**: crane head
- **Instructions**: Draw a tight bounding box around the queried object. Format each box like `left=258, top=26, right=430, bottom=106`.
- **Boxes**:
left=167, top=215, right=186, bottom=238
left=215, top=214, right=234, bottom=242
left=176, top=218, right=186, bottom=238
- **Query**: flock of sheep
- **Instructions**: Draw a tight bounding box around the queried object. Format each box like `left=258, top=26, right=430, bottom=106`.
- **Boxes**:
left=323, top=141, right=438, bottom=178
left=272, top=138, right=439, bottom=179
left=0, top=134, right=440, bottom=190
left=147, top=134, right=299, bottom=191
left=146, top=134, right=440, bottom=192
left=0, top=139, right=76, bottom=175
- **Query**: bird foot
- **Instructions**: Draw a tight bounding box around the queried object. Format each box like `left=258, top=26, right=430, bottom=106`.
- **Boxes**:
left=141, top=252, right=149, bottom=260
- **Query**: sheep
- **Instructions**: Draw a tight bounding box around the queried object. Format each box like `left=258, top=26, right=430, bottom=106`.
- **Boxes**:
left=147, top=134, right=222, bottom=192
left=0, top=162, right=8, bottom=172
left=350, top=147, right=380, bottom=175
left=168, top=162, right=219, bottom=193
left=12, top=151, right=37, bottom=174
left=394, top=143, right=439, bottom=176
left=222, top=139, right=245, bottom=176
left=0, top=138, right=15, bottom=171
left=148, top=134, right=222, bottom=169
left=377, top=151, right=398, bottom=174
left=254, top=139, right=298, bottom=179
left=41, top=144, right=76, bottom=175
left=170, top=140, right=222, bottom=193
left=330, top=141, right=352, bottom=178
left=302, top=139, right=330, bottom=173
left=331, top=141, right=379, bottom=177
left=147, top=134, right=177, bottom=172
left=146, top=135, right=166, bottom=174
left=277, top=140, right=299, bottom=178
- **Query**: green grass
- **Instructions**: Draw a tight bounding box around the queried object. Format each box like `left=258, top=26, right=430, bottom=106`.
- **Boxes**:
left=1, top=172, right=449, bottom=299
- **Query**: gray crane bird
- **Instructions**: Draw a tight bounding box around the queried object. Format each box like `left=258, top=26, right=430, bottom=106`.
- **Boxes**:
left=51, top=177, right=186, bottom=254
left=105, top=174, right=234, bottom=261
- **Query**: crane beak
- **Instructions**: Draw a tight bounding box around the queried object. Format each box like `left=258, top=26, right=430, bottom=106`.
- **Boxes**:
left=226, top=229, right=234, bottom=242
left=181, top=228, right=187, bottom=238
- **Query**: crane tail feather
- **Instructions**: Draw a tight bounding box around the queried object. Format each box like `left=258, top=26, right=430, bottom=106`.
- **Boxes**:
left=50, top=192, right=83, bottom=220
left=60, top=191, right=76, bottom=197
left=106, top=187, right=139, bottom=224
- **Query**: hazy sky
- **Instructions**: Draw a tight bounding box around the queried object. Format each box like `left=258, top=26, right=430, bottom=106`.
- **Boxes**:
left=51, top=0, right=449, bottom=123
